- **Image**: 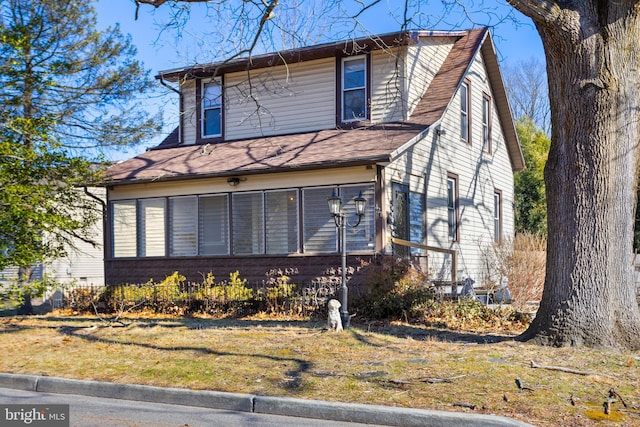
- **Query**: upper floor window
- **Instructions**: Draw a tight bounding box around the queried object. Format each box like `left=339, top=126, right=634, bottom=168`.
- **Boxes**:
left=341, top=56, right=367, bottom=122
left=202, top=79, right=222, bottom=138
left=460, top=80, right=470, bottom=144
left=482, top=93, right=492, bottom=153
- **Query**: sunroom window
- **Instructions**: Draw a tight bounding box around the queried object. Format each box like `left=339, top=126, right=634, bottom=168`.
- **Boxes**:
left=138, top=199, right=165, bottom=257
left=199, top=195, right=229, bottom=255
left=232, top=192, right=265, bottom=255
left=265, top=190, right=299, bottom=254
left=170, top=196, right=197, bottom=256
left=111, top=200, right=137, bottom=258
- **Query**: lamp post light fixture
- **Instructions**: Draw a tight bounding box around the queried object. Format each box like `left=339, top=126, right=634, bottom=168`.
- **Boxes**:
left=327, top=189, right=366, bottom=328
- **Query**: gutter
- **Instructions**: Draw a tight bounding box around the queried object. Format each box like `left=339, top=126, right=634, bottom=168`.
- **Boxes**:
left=103, top=156, right=391, bottom=188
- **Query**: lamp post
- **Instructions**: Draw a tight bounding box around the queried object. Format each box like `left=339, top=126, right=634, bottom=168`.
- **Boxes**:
left=327, top=189, right=366, bottom=328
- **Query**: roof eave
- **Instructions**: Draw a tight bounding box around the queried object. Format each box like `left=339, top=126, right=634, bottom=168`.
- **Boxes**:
left=480, top=33, right=526, bottom=171
left=103, top=155, right=391, bottom=187
left=155, top=31, right=467, bottom=82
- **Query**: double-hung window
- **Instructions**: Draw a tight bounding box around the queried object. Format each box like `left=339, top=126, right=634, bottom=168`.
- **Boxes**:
left=460, top=80, right=470, bottom=143
left=494, top=190, right=502, bottom=243
left=341, top=56, right=367, bottom=122
left=482, top=93, right=492, bottom=153
left=447, top=174, right=459, bottom=242
left=202, top=79, right=222, bottom=138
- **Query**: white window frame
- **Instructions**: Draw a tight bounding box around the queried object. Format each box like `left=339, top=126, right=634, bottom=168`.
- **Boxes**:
left=482, top=93, right=492, bottom=153
left=460, top=80, right=470, bottom=144
left=494, top=190, right=502, bottom=243
left=447, top=175, right=459, bottom=242
left=341, top=56, right=367, bottom=122
left=201, top=79, right=222, bottom=138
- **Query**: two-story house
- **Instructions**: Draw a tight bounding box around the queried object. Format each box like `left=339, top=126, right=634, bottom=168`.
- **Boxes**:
left=103, top=28, right=524, bottom=288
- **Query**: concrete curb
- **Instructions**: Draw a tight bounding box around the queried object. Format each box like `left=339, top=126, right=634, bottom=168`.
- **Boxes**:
left=0, top=373, right=535, bottom=427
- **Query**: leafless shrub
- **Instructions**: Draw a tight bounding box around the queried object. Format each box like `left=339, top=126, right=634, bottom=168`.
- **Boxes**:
left=481, top=233, right=546, bottom=310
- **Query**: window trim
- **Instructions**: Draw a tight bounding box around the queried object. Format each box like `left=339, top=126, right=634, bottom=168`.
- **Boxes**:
left=494, top=189, right=503, bottom=243
left=196, top=77, right=224, bottom=143
left=447, top=173, right=460, bottom=243
left=336, top=54, right=371, bottom=127
left=482, top=92, right=492, bottom=154
left=460, top=79, right=471, bottom=145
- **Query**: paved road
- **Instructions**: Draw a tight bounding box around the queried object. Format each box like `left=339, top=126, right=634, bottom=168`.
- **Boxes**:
left=0, top=387, right=387, bottom=427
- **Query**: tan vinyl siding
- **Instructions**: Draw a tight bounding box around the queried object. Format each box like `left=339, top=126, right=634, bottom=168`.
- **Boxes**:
left=406, top=37, right=456, bottom=118
left=225, top=58, right=336, bottom=140
left=370, top=48, right=405, bottom=123
left=181, top=79, right=197, bottom=145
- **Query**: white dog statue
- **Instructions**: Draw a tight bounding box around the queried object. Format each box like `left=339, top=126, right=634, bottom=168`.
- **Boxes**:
left=327, top=299, right=343, bottom=332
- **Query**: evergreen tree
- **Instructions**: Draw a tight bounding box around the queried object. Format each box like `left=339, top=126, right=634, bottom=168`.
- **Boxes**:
left=0, top=0, right=160, bottom=304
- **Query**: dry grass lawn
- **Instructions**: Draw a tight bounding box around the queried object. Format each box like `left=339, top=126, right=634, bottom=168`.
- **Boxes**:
left=1, top=313, right=639, bottom=426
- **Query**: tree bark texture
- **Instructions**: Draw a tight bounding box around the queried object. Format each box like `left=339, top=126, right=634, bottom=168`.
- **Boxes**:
left=512, top=0, right=640, bottom=348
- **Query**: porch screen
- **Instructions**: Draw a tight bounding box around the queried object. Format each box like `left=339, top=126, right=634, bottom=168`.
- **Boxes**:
left=265, top=190, right=299, bottom=254
left=341, top=184, right=375, bottom=252
left=138, top=198, right=165, bottom=257
left=232, top=192, right=264, bottom=255
left=199, top=194, right=229, bottom=255
left=302, top=187, right=336, bottom=253
left=111, top=200, right=137, bottom=257
left=170, top=196, right=197, bottom=256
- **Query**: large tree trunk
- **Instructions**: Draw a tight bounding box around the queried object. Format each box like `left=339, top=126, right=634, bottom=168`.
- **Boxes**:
left=515, top=1, right=640, bottom=349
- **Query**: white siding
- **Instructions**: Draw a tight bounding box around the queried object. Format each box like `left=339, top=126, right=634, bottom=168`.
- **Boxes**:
left=181, top=79, right=197, bottom=145
left=0, top=187, right=105, bottom=286
left=386, top=50, right=516, bottom=285
left=225, top=58, right=336, bottom=140
left=179, top=42, right=457, bottom=142
left=406, top=37, right=456, bottom=118
left=370, top=48, right=405, bottom=123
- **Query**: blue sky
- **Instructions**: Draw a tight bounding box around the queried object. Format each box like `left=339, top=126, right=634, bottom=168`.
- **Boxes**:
left=95, top=0, right=544, bottom=158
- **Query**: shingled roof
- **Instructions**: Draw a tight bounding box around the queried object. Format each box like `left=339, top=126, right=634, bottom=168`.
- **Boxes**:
left=105, top=28, right=522, bottom=185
